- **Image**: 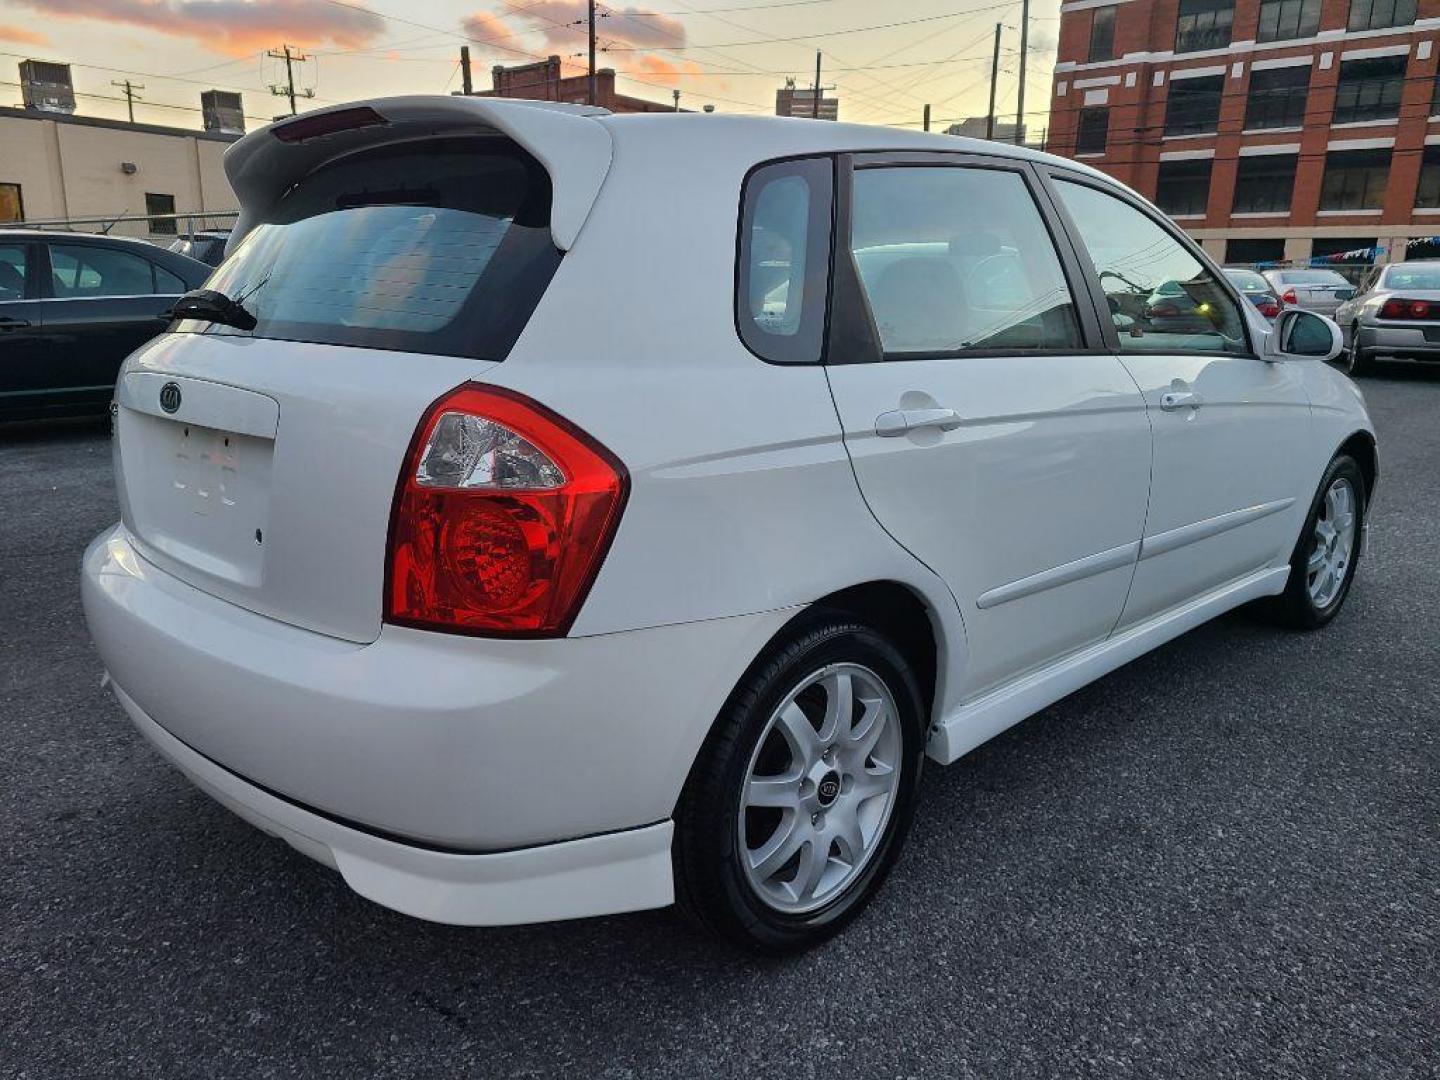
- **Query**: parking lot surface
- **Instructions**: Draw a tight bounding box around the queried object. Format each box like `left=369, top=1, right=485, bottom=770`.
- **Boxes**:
left=2, top=369, right=1436, bottom=1079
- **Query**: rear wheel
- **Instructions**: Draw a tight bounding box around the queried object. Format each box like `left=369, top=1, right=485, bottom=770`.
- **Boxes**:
left=1346, top=325, right=1374, bottom=377
left=673, top=614, right=925, bottom=953
left=1267, top=454, right=1365, bottom=630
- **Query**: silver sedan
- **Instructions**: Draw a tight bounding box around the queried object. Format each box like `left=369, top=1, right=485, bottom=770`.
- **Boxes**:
left=1333, top=260, right=1440, bottom=376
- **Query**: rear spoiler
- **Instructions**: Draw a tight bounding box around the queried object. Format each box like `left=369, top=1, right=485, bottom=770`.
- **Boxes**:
left=223, top=95, right=613, bottom=253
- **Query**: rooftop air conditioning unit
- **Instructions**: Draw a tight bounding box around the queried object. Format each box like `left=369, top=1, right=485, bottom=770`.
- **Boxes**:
left=200, top=89, right=245, bottom=135
left=19, top=60, right=76, bottom=114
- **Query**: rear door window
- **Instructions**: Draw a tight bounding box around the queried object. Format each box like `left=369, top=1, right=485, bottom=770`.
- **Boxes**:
left=848, top=164, right=1083, bottom=356
left=186, top=137, right=561, bottom=361
left=49, top=245, right=160, bottom=298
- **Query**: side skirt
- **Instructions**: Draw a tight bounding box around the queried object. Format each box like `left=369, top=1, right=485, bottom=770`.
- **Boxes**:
left=926, top=565, right=1291, bottom=765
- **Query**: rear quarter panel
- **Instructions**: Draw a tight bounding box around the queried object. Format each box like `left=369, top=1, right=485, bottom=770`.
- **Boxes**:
left=482, top=124, right=971, bottom=717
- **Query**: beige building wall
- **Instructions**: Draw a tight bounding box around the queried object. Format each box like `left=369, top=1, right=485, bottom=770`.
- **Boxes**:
left=0, top=108, right=239, bottom=239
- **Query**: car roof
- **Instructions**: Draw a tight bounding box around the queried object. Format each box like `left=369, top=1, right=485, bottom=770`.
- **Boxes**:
left=225, top=96, right=1121, bottom=253
left=0, top=229, right=164, bottom=247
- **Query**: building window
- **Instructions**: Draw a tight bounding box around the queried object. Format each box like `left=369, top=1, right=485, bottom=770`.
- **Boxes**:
left=1076, top=106, right=1109, bottom=154
left=1232, top=154, right=1298, bottom=213
left=1089, top=6, right=1116, bottom=62
left=1164, top=75, right=1225, bottom=136
left=1175, top=0, right=1234, bottom=53
left=1225, top=238, right=1286, bottom=264
left=1155, top=158, right=1213, bottom=216
left=0, top=182, right=21, bottom=223
left=1333, top=56, right=1406, bottom=124
left=1320, top=148, right=1391, bottom=210
left=1347, top=0, right=1415, bottom=31
left=145, top=192, right=176, bottom=236
left=1430, top=69, right=1440, bottom=117
left=1244, top=66, right=1310, bottom=129
left=1256, top=0, right=1321, bottom=41
left=1416, top=147, right=1440, bottom=208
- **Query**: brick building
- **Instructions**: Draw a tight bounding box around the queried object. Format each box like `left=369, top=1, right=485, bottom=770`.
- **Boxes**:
left=1048, top=0, right=1440, bottom=266
left=480, top=56, right=681, bottom=114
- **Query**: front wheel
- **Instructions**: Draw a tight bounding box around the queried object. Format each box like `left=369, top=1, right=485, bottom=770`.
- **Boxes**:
left=673, top=614, right=925, bottom=953
left=1267, top=454, right=1366, bottom=630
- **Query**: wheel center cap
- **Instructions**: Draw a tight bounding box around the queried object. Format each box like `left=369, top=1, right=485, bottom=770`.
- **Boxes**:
left=816, top=770, right=841, bottom=807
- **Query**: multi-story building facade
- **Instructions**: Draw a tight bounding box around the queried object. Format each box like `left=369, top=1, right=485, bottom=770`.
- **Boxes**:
left=1048, top=0, right=1440, bottom=266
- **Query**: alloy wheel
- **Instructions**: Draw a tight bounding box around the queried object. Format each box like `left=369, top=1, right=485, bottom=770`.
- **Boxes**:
left=1307, top=477, right=1357, bottom=609
left=737, top=663, right=903, bottom=914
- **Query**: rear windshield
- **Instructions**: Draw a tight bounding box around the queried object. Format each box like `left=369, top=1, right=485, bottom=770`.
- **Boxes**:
left=181, top=136, right=560, bottom=360
left=1223, top=269, right=1270, bottom=293
left=1277, top=270, right=1347, bottom=285
left=1381, top=264, right=1440, bottom=290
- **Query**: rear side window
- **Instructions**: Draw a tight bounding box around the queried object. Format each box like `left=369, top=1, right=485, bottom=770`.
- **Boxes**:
left=737, top=158, right=833, bottom=364
left=188, top=137, right=561, bottom=361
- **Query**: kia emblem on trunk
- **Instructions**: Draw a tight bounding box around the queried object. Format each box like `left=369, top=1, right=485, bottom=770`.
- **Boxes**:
left=159, top=382, right=182, bottom=414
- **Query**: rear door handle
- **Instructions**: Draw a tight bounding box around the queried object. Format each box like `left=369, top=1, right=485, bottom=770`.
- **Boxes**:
left=875, top=407, right=963, bottom=437
left=0, top=316, right=30, bottom=330
left=1160, top=389, right=1204, bottom=412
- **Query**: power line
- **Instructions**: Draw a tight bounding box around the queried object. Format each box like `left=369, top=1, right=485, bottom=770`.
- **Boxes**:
left=602, top=2, right=1027, bottom=51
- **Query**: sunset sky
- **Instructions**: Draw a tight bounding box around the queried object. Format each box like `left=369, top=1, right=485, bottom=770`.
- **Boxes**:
left=0, top=0, right=1060, bottom=133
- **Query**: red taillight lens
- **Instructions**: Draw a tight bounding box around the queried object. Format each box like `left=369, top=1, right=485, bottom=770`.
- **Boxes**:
left=1379, top=298, right=1405, bottom=319
left=1258, top=298, right=1280, bottom=317
left=385, top=385, right=627, bottom=637
left=1377, top=297, right=1433, bottom=319
left=1282, top=288, right=1298, bottom=305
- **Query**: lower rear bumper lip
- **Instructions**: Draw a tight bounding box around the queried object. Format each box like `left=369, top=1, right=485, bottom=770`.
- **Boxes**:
left=1357, top=326, right=1440, bottom=354
left=111, top=679, right=676, bottom=926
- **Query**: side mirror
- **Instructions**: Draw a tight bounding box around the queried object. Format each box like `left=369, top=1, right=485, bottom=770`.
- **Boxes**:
left=1265, top=308, right=1342, bottom=362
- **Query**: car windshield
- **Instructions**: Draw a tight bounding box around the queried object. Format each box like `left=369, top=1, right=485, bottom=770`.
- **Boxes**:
left=182, top=136, right=560, bottom=361
left=1381, top=264, right=1440, bottom=290
left=1223, top=269, right=1271, bottom=293
left=1278, top=270, right=1348, bottom=285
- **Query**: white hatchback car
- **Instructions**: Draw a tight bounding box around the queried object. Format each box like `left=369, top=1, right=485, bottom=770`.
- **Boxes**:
left=82, top=97, right=1377, bottom=953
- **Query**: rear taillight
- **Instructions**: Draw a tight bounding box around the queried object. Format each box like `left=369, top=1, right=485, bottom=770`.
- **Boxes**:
left=1282, top=288, right=1298, bottom=305
left=1257, top=297, right=1280, bottom=318
left=1379, top=297, right=1432, bottom=320
left=385, top=384, right=627, bottom=637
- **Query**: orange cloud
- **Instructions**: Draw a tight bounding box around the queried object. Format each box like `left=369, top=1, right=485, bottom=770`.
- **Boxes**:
left=11, top=0, right=385, bottom=57
left=460, top=10, right=513, bottom=47
left=0, top=23, right=50, bottom=46
left=627, top=53, right=703, bottom=87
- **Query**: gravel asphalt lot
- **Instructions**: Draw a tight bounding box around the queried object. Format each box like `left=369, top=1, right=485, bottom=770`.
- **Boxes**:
left=1, top=367, right=1436, bottom=1079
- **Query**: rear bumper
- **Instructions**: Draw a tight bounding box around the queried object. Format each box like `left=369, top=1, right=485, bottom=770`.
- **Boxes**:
left=114, top=682, right=675, bottom=924
left=82, top=522, right=794, bottom=860
left=1356, top=324, right=1440, bottom=357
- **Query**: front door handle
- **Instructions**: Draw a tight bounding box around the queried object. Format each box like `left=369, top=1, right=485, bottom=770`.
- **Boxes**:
left=1160, top=389, right=1204, bottom=412
left=0, top=316, right=30, bottom=330
left=875, top=407, right=963, bottom=437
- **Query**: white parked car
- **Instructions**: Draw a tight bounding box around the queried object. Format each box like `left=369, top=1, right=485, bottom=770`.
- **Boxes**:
left=81, top=97, right=1378, bottom=953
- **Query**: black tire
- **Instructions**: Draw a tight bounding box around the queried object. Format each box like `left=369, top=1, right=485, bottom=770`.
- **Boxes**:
left=1265, top=454, right=1366, bottom=630
left=672, top=612, right=925, bottom=954
left=1346, top=325, right=1375, bottom=377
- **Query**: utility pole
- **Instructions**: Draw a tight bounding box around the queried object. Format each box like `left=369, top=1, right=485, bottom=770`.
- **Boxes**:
left=923, top=103, right=931, bottom=132
left=267, top=44, right=314, bottom=116
left=986, top=23, right=1001, bottom=141
left=460, top=45, right=473, bottom=95
left=673, top=88, right=681, bottom=111
left=1016, top=0, right=1030, bottom=145
left=588, top=0, right=597, bottom=106
left=812, top=50, right=822, bottom=119
left=111, top=79, right=143, bottom=123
